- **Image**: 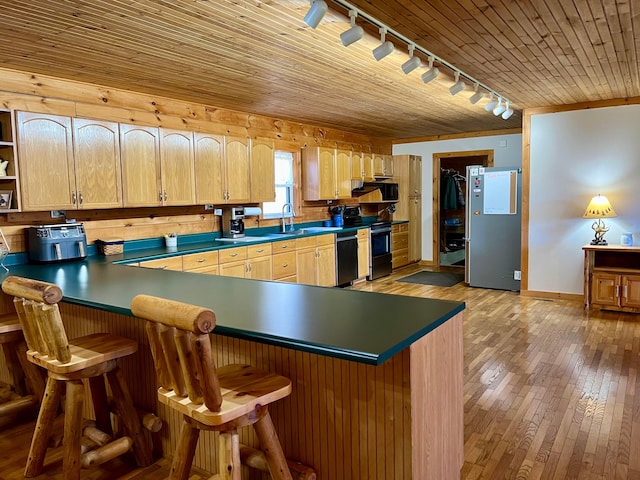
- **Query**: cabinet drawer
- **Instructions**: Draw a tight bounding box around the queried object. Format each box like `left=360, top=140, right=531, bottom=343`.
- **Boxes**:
left=396, top=223, right=409, bottom=233
left=273, top=252, right=297, bottom=279
left=247, top=243, right=272, bottom=258
left=219, top=246, right=248, bottom=264
left=392, top=232, right=409, bottom=250
left=316, top=233, right=335, bottom=246
left=357, top=228, right=369, bottom=239
left=296, top=237, right=316, bottom=249
left=139, top=256, right=183, bottom=271
left=272, top=240, right=296, bottom=253
left=182, top=250, right=219, bottom=270
left=392, top=249, right=409, bottom=268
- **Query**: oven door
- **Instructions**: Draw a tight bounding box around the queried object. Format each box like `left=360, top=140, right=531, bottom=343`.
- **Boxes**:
left=369, top=226, right=392, bottom=280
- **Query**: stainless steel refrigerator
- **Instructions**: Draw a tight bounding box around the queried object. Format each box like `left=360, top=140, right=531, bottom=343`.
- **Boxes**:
left=465, top=166, right=522, bottom=291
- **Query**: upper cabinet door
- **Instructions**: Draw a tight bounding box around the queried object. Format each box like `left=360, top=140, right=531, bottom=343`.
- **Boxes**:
left=318, top=147, right=337, bottom=200
left=73, top=118, right=122, bottom=209
left=160, top=128, right=195, bottom=206
left=351, top=151, right=363, bottom=181
left=363, top=153, right=375, bottom=181
left=194, top=132, right=225, bottom=204
left=120, top=124, right=161, bottom=207
left=250, top=139, right=275, bottom=203
left=335, top=149, right=352, bottom=198
left=409, top=155, right=422, bottom=196
left=17, top=112, right=75, bottom=211
left=225, top=136, right=250, bottom=203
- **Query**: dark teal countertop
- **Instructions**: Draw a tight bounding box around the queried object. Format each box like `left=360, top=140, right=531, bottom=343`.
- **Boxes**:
left=2, top=226, right=465, bottom=366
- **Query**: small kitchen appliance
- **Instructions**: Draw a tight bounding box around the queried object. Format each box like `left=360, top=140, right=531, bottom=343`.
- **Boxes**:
left=222, top=207, right=246, bottom=238
left=28, top=223, right=87, bottom=262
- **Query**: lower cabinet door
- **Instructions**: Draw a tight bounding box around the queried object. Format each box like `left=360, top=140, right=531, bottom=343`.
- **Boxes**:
left=591, top=273, right=619, bottom=306
left=248, top=256, right=272, bottom=280
left=296, top=247, right=317, bottom=285
left=317, top=244, right=336, bottom=287
left=219, top=260, right=247, bottom=278
left=621, top=275, right=640, bottom=308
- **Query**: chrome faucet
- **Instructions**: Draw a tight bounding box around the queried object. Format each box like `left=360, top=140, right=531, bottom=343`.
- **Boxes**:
left=281, top=203, right=295, bottom=232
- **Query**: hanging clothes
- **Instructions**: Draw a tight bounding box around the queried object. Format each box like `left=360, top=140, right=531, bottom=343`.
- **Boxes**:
left=441, top=174, right=458, bottom=210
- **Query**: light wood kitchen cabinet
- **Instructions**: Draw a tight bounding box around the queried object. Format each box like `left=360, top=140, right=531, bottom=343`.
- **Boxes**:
left=159, top=128, right=195, bottom=206
left=182, top=250, right=219, bottom=275
left=139, top=256, right=183, bottom=271
left=296, top=235, right=336, bottom=286
left=120, top=123, right=161, bottom=207
left=250, top=138, right=275, bottom=203
left=351, top=151, right=363, bottom=181
left=373, top=153, right=393, bottom=178
left=357, top=228, right=370, bottom=279
left=16, top=112, right=75, bottom=211
left=0, top=110, right=21, bottom=211
left=302, top=146, right=351, bottom=200
left=409, top=197, right=422, bottom=263
left=392, top=223, right=409, bottom=269
left=218, top=246, right=248, bottom=278
left=409, top=154, right=422, bottom=196
left=272, top=239, right=297, bottom=282
left=225, top=136, right=250, bottom=203
left=363, top=152, right=375, bottom=181
left=246, top=243, right=272, bottom=280
left=583, top=245, right=640, bottom=313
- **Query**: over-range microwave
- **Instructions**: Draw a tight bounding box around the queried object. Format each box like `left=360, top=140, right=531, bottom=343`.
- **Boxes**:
left=361, top=182, right=399, bottom=201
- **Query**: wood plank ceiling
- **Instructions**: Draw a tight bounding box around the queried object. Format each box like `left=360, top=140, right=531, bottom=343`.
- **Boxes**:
left=0, top=0, right=637, bottom=139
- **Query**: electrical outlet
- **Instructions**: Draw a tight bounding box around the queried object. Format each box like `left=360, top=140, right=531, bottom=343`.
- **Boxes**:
left=204, top=204, right=214, bottom=210
left=214, top=208, right=222, bottom=216
left=514, top=270, right=521, bottom=280
left=50, top=210, right=66, bottom=218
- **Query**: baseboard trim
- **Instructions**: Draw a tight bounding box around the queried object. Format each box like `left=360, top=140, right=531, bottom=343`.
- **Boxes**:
left=520, top=290, right=583, bottom=302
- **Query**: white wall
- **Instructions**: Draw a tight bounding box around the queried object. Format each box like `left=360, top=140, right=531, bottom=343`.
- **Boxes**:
left=528, top=105, right=640, bottom=295
left=393, top=134, right=522, bottom=261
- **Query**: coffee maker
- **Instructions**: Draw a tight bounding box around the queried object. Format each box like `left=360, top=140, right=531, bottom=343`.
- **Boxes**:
left=222, top=207, right=246, bottom=238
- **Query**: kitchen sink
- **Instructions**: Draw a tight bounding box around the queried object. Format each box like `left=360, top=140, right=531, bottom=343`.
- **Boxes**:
left=271, top=226, right=343, bottom=237
left=215, top=236, right=266, bottom=243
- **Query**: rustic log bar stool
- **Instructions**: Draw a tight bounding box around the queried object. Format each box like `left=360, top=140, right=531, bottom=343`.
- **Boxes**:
left=1, top=276, right=153, bottom=479
left=130, top=294, right=295, bottom=480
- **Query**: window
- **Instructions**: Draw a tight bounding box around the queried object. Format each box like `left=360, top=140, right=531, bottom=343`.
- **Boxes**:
left=263, top=151, right=294, bottom=219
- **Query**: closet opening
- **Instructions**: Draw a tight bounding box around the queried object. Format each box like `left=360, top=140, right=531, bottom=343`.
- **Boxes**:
left=432, top=150, right=494, bottom=269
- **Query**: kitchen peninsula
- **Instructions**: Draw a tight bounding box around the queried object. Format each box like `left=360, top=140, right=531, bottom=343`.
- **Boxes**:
left=1, top=259, right=464, bottom=480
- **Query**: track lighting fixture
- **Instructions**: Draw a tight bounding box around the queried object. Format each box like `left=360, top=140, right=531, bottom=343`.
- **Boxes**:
left=298, top=0, right=514, bottom=118
left=303, top=0, right=328, bottom=28
left=421, top=57, right=439, bottom=84
left=484, top=93, right=498, bottom=112
left=449, top=72, right=466, bottom=96
left=340, top=10, right=364, bottom=47
left=469, top=83, right=484, bottom=104
left=401, top=45, right=421, bottom=74
left=502, top=101, right=514, bottom=119
left=372, top=27, right=394, bottom=61
left=493, top=97, right=506, bottom=116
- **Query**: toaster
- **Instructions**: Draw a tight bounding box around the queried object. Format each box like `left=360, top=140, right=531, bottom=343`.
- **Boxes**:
left=28, top=223, right=88, bottom=262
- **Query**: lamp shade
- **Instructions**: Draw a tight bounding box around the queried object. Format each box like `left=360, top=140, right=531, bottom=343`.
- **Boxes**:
left=340, top=25, right=364, bottom=46
left=583, top=194, right=617, bottom=218
left=304, top=0, right=328, bottom=28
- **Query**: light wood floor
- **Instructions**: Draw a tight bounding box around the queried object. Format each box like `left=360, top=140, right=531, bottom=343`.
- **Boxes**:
left=2, top=265, right=640, bottom=480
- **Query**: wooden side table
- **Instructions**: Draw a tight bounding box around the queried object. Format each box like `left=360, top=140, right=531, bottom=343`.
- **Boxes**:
left=583, top=245, right=640, bottom=313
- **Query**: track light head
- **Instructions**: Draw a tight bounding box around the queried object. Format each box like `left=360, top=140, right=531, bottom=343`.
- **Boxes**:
left=341, top=10, right=364, bottom=46
left=469, top=83, right=484, bottom=104
left=484, top=93, right=498, bottom=112
left=421, top=57, right=439, bottom=84
left=493, top=97, right=506, bottom=116
left=502, top=101, right=514, bottom=119
left=449, top=72, right=466, bottom=96
left=401, top=45, right=421, bottom=74
left=372, top=27, right=393, bottom=61
left=303, top=0, right=328, bottom=28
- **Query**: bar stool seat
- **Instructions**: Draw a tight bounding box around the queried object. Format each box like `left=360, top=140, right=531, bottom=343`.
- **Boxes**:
left=131, top=294, right=294, bottom=480
left=2, top=276, right=153, bottom=479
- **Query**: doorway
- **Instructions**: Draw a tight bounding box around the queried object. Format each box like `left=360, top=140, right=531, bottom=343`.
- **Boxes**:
left=432, top=150, right=494, bottom=269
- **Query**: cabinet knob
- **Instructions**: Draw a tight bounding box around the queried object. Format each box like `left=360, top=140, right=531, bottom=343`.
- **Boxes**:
left=72, top=192, right=77, bottom=205
left=79, top=192, right=84, bottom=205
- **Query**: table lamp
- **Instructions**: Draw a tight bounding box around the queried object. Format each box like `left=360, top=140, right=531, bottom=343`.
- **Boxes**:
left=583, top=194, right=617, bottom=245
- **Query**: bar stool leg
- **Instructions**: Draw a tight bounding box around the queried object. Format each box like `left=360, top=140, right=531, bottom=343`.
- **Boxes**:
left=63, top=379, right=84, bottom=480
left=170, top=417, right=200, bottom=480
left=25, top=376, right=63, bottom=477
left=253, top=410, right=292, bottom=480
left=88, top=375, right=112, bottom=435
left=107, top=367, right=153, bottom=467
left=218, top=429, right=241, bottom=480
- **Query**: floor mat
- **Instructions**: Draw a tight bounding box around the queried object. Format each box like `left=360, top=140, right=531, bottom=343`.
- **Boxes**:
left=398, top=271, right=465, bottom=287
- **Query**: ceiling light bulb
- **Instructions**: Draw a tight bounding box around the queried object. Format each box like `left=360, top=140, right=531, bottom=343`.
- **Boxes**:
left=493, top=97, right=506, bottom=116
left=484, top=93, right=498, bottom=112
left=421, top=57, right=439, bottom=84
left=401, top=45, right=421, bottom=74
left=303, top=0, right=328, bottom=28
left=372, top=27, right=393, bottom=61
left=469, top=83, right=484, bottom=104
left=341, top=10, right=364, bottom=46
left=502, top=101, right=514, bottom=119
left=449, top=72, right=466, bottom=96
